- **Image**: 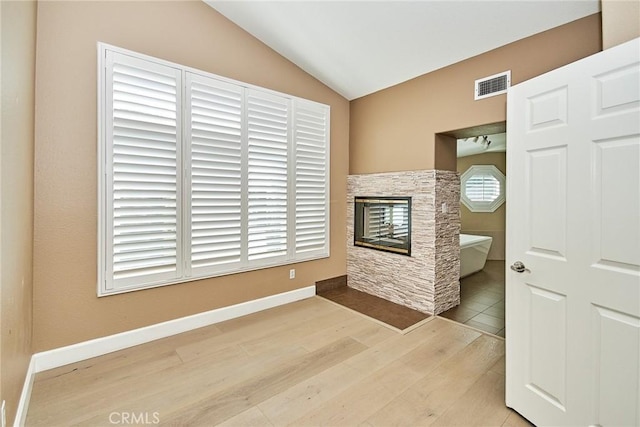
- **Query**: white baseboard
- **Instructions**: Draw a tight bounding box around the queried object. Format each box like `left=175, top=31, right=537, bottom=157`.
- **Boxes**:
left=13, top=285, right=315, bottom=426
left=13, top=358, right=35, bottom=427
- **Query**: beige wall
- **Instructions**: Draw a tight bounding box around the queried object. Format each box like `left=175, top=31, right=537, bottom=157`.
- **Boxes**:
left=457, top=152, right=506, bottom=261
left=33, top=1, right=349, bottom=352
left=1, top=0, right=37, bottom=423
left=602, top=0, right=640, bottom=49
left=350, top=14, right=602, bottom=175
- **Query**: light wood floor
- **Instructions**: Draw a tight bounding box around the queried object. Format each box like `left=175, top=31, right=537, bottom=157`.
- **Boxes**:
left=26, top=297, right=532, bottom=426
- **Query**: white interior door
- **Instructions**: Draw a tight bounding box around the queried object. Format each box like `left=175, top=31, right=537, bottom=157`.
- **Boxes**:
left=506, top=38, right=640, bottom=426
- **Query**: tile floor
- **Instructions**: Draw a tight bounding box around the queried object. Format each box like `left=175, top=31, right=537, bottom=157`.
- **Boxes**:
left=439, top=260, right=506, bottom=337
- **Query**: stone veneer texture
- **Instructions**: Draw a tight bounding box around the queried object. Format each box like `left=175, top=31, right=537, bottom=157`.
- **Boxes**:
left=347, top=170, right=460, bottom=315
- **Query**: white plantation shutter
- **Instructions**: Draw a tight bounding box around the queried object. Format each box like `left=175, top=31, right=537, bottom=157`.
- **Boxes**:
left=246, top=90, right=289, bottom=262
left=99, top=44, right=330, bottom=296
left=465, top=174, right=500, bottom=202
left=365, top=204, right=388, bottom=239
left=391, top=204, right=409, bottom=239
left=460, top=165, right=506, bottom=213
left=186, top=74, right=243, bottom=275
left=103, top=51, right=182, bottom=291
left=294, top=100, right=329, bottom=257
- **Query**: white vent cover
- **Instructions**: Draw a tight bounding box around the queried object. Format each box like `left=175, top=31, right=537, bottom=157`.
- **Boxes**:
left=475, top=70, right=511, bottom=100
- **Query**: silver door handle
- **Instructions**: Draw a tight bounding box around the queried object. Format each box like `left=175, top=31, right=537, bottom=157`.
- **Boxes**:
left=510, top=261, right=529, bottom=273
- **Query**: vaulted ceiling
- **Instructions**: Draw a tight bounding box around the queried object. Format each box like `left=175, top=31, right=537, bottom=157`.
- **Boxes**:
left=206, top=1, right=600, bottom=100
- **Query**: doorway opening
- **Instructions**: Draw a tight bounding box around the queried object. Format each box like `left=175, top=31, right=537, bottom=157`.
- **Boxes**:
left=437, top=123, right=507, bottom=337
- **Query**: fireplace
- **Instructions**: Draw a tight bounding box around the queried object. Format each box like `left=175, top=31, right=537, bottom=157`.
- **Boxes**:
left=354, top=197, right=411, bottom=256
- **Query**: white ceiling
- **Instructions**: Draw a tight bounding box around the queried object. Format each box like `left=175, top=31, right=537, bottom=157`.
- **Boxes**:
left=206, top=0, right=600, bottom=100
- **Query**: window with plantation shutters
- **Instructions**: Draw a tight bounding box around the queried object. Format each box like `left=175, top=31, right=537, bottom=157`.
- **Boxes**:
left=294, top=100, right=330, bottom=258
left=460, top=165, right=506, bottom=213
left=466, top=174, right=500, bottom=202
left=101, top=51, right=183, bottom=292
left=247, top=91, right=289, bottom=262
left=364, top=204, right=388, bottom=239
left=185, top=74, right=243, bottom=275
left=99, top=44, right=329, bottom=296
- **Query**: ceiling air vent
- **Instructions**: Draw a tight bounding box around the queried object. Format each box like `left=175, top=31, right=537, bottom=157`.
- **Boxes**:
left=475, top=70, right=511, bottom=100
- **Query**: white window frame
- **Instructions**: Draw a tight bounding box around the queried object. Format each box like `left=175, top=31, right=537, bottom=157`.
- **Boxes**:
left=98, top=43, right=330, bottom=296
left=460, top=165, right=506, bottom=213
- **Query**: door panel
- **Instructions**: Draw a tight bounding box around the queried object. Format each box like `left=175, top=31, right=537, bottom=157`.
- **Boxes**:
left=527, top=86, right=568, bottom=130
left=526, top=147, right=568, bottom=259
left=527, top=284, right=567, bottom=410
left=506, top=38, right=640, bottom=426
left=594, top=64, right=640, bottom=117
left=592, top=306, right=640, bottom=427
left=593, top=137, right=640, bottom=271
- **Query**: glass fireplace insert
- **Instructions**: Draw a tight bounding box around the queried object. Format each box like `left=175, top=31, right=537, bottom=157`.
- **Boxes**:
left=354, top=196, right=411, bottom=256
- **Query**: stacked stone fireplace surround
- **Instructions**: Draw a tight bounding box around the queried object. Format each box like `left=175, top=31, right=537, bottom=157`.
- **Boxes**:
left=347, top=170, right=461, bottom=315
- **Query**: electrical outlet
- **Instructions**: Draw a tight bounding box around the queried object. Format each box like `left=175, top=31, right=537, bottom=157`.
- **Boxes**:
left=289, top=269, right=295, bottom=279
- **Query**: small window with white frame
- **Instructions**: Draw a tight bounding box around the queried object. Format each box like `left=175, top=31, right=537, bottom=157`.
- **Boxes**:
left=460, top=165, right=505, bottom=212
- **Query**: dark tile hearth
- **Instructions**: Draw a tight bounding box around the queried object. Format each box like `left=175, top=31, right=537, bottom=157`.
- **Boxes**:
left=318, top=262, right=504, bottom=335
left=439, top=260, right=506, bottom=337
left=318, top=286, right=430, bottom=331
left=315, top=275, right=348, bottom=293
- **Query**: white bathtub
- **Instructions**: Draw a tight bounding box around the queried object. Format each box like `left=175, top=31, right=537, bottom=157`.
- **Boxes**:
left=460, top=234, right=493, bottom=278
